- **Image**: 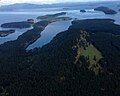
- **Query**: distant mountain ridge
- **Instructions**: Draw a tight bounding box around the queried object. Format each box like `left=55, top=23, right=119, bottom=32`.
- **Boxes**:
left=0, top=3, right=52, bottom=11
left=0, top=1, right=120, bottom=11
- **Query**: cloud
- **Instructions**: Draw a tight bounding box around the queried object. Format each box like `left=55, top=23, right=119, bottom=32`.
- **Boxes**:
left=0, top=0, right=118, bottom=5
left=1, top=0, right=53, bottom=4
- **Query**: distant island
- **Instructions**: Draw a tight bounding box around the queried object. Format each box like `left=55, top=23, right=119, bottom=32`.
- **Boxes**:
left=27, top=19, right=35, bottom=23
left=37, top=12, right=72, bottom=22
left=37, top=12, right=67, bottom=19
left=94, top=6, right=117, bottom=14
left=80, top=10, right=86, bottom=13
left=0, top=30, right=15, bottom=37
left=63, top=8, right=69, bottom=10
left=1, top=21, right=34, bottom=29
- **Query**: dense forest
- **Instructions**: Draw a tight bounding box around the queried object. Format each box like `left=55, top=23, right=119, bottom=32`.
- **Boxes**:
left=0, top=19, right=120, bottom=96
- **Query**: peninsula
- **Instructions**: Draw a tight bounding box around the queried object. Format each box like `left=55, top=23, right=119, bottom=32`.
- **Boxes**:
left=94, top=6, right=117, bottom=14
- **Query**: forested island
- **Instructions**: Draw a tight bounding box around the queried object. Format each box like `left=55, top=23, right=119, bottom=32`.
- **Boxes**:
left=94, top=6, right=117, bottom=14
left=63, top=8, right=69, bottom=10
left=80, top=10, right=86, bottom=13
left=0, top=18, right=120, bottom=96
left=37, top=12, right=67, bottom=19
left=0, top=30, right=15, bottom=37
left=1, top=21, right=34, bottom=29
left=1, top=12, right=71, bottom=30
left=36, top=12, right=71, bottom=24
left=27, top=19, right=35, bottom=23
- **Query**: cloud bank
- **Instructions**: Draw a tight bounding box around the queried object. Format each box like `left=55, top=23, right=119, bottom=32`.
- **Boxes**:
left=0, top=0, right=118, bottom=5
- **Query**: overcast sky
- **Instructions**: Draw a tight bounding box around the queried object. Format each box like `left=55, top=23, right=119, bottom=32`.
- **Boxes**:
left=0, top=0, right=118, bottom=5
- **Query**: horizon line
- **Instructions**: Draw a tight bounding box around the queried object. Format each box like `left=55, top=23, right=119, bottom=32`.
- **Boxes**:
left=0, top=0, right=119, bottom=6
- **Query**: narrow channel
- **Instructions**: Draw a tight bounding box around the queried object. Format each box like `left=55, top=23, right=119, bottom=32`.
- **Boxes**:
left=27, top=20, right=72, bottom=50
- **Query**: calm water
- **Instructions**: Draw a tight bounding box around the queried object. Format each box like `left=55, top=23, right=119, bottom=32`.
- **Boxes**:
left=27, top=9, right=120, bottom=49
left=0, top=10, right=64, bottom=44
left=0, top=27, right=32, bottom=44
left=27, top=20, right=72, bottom=50
left=0, top=6, right=120, bottom=49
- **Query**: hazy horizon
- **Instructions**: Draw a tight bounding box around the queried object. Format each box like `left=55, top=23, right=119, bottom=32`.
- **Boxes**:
left=0, top=0, right=119, bottom=5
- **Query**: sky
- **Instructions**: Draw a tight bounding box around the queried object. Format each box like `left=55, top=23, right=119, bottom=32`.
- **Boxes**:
left=0, top=0, right=118, bottom=5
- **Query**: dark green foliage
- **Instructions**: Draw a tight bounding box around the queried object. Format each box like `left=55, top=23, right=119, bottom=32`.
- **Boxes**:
left=0, top=19, right=120, bottom=96
left=94, top=6, right=117, bottom=14
left=70, top=19, right=120, bottom=35
left=80, top=10, right=86, bottom=13
left=0, top=30, right=15, bottom=37
left=1, top=21, right=33, bottom=28
left=37, top=12, right=66, bottom=19
left=93, top=56, right=97, bottom=61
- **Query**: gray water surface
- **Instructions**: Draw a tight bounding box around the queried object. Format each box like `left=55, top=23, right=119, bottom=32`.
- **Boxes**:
left=0, top=10, right=63, bottom=44
left=27, top=20, right=72, bottom=50
left=0, top=7, right=120, bottom=49
left=0, top=27, right=33, bottom=44
left=27, top=9, right=120, bottom=49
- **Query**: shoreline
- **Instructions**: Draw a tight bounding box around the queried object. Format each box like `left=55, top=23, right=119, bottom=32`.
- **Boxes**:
left=0, top=29, right=15, bottom=37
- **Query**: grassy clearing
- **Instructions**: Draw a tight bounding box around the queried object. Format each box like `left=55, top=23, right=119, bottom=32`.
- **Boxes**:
left=74, top=33, right=103, bottom=75
left=80, top=44, right=102, bottom=64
